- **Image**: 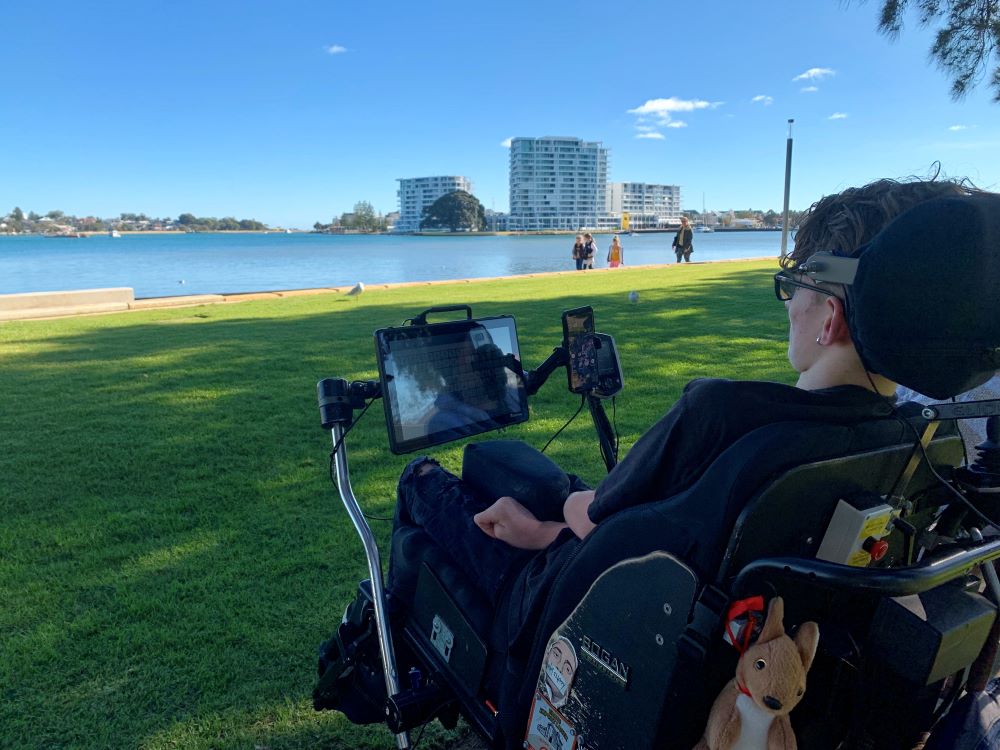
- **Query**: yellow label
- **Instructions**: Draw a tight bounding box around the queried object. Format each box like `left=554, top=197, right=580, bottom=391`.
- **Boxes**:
left=858, top=512, right=892, bottom=541
left=848, top=550, right=871, bottom=567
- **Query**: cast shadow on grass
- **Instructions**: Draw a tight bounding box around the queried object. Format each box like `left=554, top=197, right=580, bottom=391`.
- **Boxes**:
left=1, top=266, right=794, bottom=749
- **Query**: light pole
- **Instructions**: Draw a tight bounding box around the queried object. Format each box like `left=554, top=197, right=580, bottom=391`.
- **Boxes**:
left=780, top=119, right=794, bottom=260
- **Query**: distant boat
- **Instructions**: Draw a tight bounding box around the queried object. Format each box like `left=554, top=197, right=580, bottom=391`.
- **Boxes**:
left=109, top=229, right=121, bottom=238
left=285, top=229, right=293, bottom=234
left=693, top=225, right=714, bottom=233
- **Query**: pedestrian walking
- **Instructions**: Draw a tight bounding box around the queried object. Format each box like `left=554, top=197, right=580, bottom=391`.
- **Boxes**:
left=582, top=233, right=597, bottom=269
left=672, top=217, right=694, bottom=262
left=607, top=235, right=623, bottom=268
left=572, top=234, right=585, bottom=270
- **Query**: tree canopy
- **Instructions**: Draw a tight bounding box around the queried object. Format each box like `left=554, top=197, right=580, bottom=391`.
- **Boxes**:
left=869, top=0, right=1000, bottom=101
left=420, top=190, right=486, bottom=232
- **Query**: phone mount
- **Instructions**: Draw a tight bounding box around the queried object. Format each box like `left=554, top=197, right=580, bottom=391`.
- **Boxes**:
left=523, top=344, right=619, bottom=472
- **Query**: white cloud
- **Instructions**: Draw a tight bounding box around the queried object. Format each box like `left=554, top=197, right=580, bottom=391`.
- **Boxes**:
left=500, top=137, right=513, bottom=147
left=627, top=96, right=718, bottom=132
left=751, top=95, right=774, bottom=106
left=793, top=67, right=835, bottom=82
left=828, top=112, right=848, bottom=120
left=948, top=124, right=969, bottom=131
left=800, top=86, right=819, bottom=93
left=628, top=97, right=711, bottom=121
left=325, top=44, right=347, bottom=54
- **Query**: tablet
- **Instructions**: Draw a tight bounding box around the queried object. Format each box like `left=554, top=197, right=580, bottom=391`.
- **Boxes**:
left=374, top=316, right=529, bottom=454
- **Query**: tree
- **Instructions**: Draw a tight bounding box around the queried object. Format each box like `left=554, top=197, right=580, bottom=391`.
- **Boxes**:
left=11, top=207, right=24, bottom=222
left=352, top=201, right=378, bottom=232
left=177, top=213, right=197, bottom=226
left=867, top=0, right=1000, bottom=101
left=421, top=190, right=486, bottom=232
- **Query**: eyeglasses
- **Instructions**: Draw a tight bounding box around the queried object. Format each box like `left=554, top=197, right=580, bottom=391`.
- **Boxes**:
left=773, top=271, right=840, bottom=302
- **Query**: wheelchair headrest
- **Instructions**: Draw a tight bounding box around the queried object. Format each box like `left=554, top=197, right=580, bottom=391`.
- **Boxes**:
left=845, top=193, right=1000, bottom=399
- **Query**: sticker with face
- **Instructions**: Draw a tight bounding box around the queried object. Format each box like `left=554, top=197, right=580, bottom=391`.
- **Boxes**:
left=538, top=636, right=579, bottom=709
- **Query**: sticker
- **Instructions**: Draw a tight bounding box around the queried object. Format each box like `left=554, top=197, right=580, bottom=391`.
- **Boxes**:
left=525, top=691, right=577, bottom=750
left=537, top=635, right=579, bottom=709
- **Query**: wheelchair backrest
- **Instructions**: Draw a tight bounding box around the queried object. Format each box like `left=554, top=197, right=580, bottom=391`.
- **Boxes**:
left=718, top=414, right=963, bottom=581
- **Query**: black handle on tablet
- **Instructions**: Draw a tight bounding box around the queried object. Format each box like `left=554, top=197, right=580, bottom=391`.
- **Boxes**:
left=410, top=305, right=473, bottom=325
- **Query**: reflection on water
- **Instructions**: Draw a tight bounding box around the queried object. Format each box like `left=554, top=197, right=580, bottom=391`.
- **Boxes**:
left=0, top=231, right=782, bottom=298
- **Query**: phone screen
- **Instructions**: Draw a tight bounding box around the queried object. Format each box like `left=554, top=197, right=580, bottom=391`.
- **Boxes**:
left=562, top=307, right=599, bottom=393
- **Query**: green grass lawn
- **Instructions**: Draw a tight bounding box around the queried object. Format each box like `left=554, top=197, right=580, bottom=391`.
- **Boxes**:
left=1, top=261, right=794, bottom=749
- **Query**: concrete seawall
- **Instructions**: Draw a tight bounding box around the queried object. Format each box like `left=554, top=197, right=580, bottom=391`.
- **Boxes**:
left=0, top=256, right=776, bottom=321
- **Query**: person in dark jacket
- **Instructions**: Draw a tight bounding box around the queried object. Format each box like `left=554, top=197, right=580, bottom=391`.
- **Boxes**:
left=581, top=233, right=596, bottom=269
left=672, top=216, right=693, bottom=262
left=382, top=175, right=992, bottom=739
left=571, top=234, right=584, bottom=270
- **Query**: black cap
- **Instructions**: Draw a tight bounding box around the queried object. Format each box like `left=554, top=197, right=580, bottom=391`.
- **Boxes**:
left=846, top=193, right=1000, bottom=399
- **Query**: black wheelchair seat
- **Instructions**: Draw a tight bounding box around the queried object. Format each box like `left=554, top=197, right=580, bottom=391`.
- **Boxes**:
left=387, top=405, right=978, bottom=748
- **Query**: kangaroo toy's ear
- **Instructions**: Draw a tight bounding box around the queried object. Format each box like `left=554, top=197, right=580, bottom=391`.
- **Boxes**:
left=758, top=596, right=786, bottom=644
left=794, top=621, right=820, bottom=673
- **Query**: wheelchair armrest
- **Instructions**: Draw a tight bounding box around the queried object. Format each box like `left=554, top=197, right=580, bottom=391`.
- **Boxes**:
left=733, top=535, right=1000, bottom=598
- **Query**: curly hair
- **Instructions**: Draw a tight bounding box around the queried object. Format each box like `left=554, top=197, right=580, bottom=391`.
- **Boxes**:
left=782, top=166, right=983, bottom=271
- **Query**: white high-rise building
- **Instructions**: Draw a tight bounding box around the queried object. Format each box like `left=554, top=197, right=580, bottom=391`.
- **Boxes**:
left=396, top=176, right=472, bottom=233
left=508, top=137, right=609, bottom=231
left=606, top=182, right=682, bottom=229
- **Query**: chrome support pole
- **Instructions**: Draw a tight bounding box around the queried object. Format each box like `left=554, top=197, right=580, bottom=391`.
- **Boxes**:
left=331, top=424, right=410, bottom=749
left=971, top=528, right=1000, bottom=604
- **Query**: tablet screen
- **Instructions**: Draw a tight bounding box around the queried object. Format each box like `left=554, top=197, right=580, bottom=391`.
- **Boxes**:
left=375, top=316, right=529, bottom=453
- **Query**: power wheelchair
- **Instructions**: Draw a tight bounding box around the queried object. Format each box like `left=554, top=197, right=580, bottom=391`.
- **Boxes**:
left=311, top=198, right=1000, bottom=750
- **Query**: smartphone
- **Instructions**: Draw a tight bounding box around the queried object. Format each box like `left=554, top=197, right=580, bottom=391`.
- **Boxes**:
left=562, top=306, right=600, bottom=393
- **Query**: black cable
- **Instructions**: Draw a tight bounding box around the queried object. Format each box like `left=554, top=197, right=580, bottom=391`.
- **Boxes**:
left=408, top=697, right=459, bottom=750
left=540, top=394, right=587, bottom=455
left=326, top=399, right=394, bottom=522
left=867, top=375, right=1000, bottom=531
left=611, top=396, right=620, bottom=458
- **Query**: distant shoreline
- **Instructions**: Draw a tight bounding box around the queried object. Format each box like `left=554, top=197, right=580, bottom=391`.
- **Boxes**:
left=2, top=230, right=292, bottom=237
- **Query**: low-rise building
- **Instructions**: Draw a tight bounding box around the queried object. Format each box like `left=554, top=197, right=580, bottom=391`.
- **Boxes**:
left=606, top=182, right=681, bottom=229
left=396, top=176, right=473, bottom=232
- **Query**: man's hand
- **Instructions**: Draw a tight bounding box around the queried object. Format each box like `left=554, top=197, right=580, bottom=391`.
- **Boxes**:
left=563, top=490, right=597, bottom=540
left=474, top=497, right=566, bottom=550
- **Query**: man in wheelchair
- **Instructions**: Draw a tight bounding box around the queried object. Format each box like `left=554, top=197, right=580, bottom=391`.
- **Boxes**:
left=316, top=178, right=1000, bottom=750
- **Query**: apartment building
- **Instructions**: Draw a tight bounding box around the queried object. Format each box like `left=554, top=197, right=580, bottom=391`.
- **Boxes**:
left=508, top=137, right=609, bottom=231
left=396, top=176, right=473, bottom=232
left=606, top=182, right=682, bottom=229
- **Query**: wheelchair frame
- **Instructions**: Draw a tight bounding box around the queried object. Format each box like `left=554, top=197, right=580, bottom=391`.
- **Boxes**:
left=316, top=347, right=1000, bottom=750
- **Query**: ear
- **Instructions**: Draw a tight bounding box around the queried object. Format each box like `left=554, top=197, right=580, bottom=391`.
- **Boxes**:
left=758, top=597, right=786, bottom=644
left=794, top=622, right=820, bottom=673
left=818, top=296, right=852, bottom=346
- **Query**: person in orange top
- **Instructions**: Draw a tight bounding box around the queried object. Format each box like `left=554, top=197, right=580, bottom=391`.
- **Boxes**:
left=607, top=235, right=623, bottom=268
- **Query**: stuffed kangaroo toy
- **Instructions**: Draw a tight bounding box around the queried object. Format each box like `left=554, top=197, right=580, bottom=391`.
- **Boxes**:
left=693, top=597, right=819, bottom=750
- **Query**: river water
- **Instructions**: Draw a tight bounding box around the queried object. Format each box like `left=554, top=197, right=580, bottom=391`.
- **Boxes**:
left=0, top=231, right=784, bottom=298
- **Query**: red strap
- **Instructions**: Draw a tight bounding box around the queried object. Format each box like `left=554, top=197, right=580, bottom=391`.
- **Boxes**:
left=724, top=595, right=765, bottom=655
left=736, top=680, right=753, bottom=698
left=727, top=595, right=765, bottom=620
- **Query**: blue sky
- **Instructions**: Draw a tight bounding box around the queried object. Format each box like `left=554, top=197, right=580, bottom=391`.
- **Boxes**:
left=3, top=0, right=998, bottom=228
